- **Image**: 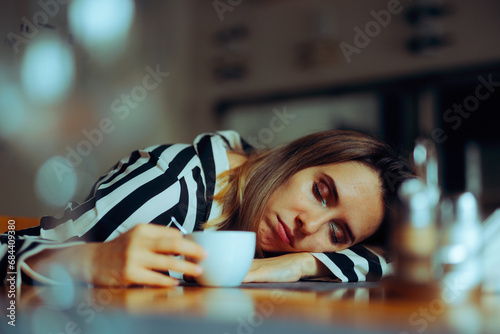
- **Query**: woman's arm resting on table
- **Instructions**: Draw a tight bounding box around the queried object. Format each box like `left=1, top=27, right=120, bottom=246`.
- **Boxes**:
left=243, top=252, right=331, bottom=283
left=243, top=245, right=390, bottom=283
left=25, top=224, right=207, bottom=287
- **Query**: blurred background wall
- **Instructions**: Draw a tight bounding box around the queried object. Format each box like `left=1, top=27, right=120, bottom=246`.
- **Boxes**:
left=1, top=0, right=499, bottom=218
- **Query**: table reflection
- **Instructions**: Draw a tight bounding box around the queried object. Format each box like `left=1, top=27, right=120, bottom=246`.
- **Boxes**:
left=5, top=282, right=500, bottom=334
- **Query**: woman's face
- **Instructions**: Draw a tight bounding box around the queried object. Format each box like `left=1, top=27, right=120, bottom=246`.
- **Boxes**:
left=258, top=161, right=384, bottom=254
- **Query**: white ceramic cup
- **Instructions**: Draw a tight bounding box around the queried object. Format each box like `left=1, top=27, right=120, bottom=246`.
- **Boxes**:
left=186, top=231, right=256, bottom=287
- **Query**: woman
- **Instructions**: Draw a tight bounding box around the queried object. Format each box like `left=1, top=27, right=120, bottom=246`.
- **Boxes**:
left=0, top=130, right=414, bottom=287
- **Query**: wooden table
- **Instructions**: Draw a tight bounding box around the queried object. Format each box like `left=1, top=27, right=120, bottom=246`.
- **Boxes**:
left=2, top=281, right=499, bottom=334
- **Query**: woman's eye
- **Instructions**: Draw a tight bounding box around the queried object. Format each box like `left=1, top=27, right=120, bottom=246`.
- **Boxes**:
left=329, top=223, right=339, bottom=244
left=313, top=182, right=328, bottom=206
left=313, top=183, right=322, bottom=200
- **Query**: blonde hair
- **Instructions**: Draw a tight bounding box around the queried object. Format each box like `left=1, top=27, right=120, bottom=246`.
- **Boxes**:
left=203, top=130, right=414, bottom=256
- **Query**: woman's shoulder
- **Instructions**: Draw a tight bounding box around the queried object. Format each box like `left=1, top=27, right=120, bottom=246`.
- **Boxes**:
left=130, top=131, right=253, bottom=179
left=193, top=130, right=254, bottom=154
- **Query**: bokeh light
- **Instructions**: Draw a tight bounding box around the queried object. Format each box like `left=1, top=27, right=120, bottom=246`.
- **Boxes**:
left=35, top=156, right=77, bottom=208
left=413, top=144, right=427, bottom=165
left=20, top=35, right=75, bottom=105
left=447, top=305, right=483, bottom=334
left=0, top=84, right=27, bottom=137
left=69, top=0, right=135, bottom=61
left=35, top=264, right=75, bottom=310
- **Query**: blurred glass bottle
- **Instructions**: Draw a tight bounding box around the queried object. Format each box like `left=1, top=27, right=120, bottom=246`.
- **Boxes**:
left=395, top=178, right=439, bottom=284
left=387, top=139, right=441, bottom=298
left=438, top=141, right=484, bottom=304
left=439, top=192, right=483, bottom=304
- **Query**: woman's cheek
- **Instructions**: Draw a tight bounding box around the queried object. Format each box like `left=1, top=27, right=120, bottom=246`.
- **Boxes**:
left=300, top=236, right=329, bottom=253
left=257, top=224, right=273, bottom=250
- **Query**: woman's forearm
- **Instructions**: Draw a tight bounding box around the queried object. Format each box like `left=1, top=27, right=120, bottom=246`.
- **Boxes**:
left=24, top=225, right=206, bottom=287
left=299, top=252, right=333, bottom=279
left=24, top=243, right=97, bottom=284
left=244, top=252, right=333, bottom=283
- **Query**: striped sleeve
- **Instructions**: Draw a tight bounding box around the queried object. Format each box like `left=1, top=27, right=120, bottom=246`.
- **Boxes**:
left=1, top=142, right=210, bottom=286
left=311, top=244, right=392, bottom=282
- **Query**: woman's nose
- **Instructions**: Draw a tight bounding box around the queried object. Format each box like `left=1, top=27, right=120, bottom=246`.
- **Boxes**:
left=297, top=211, right=331, bottom=235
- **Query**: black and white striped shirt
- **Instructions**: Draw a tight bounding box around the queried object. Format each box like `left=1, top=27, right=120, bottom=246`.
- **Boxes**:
left=0, top=131, right=391, bottom=287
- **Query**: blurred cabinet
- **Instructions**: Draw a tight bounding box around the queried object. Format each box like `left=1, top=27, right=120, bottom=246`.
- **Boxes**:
left=192, top=0, right=500, bottom=105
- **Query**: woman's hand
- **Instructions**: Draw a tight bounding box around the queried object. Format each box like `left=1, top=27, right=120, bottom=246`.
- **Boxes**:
left=243, top=252, right=332, bottom=283
left=26, top=224, right=207, bottom=287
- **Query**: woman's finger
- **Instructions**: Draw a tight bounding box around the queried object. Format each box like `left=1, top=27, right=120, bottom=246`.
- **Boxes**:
left=151, top=237, right=207, bottom=261
left=183, top=274, right=196, bottom=283
left=128, top=267, right=180, bottom=287
left=143, top=252, right=203, bottom=277
left=129, top=224, right=206, bottom=261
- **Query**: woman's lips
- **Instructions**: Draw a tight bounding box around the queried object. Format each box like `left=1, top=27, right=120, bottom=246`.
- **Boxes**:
left=276, top=216, right=294, bottom=247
